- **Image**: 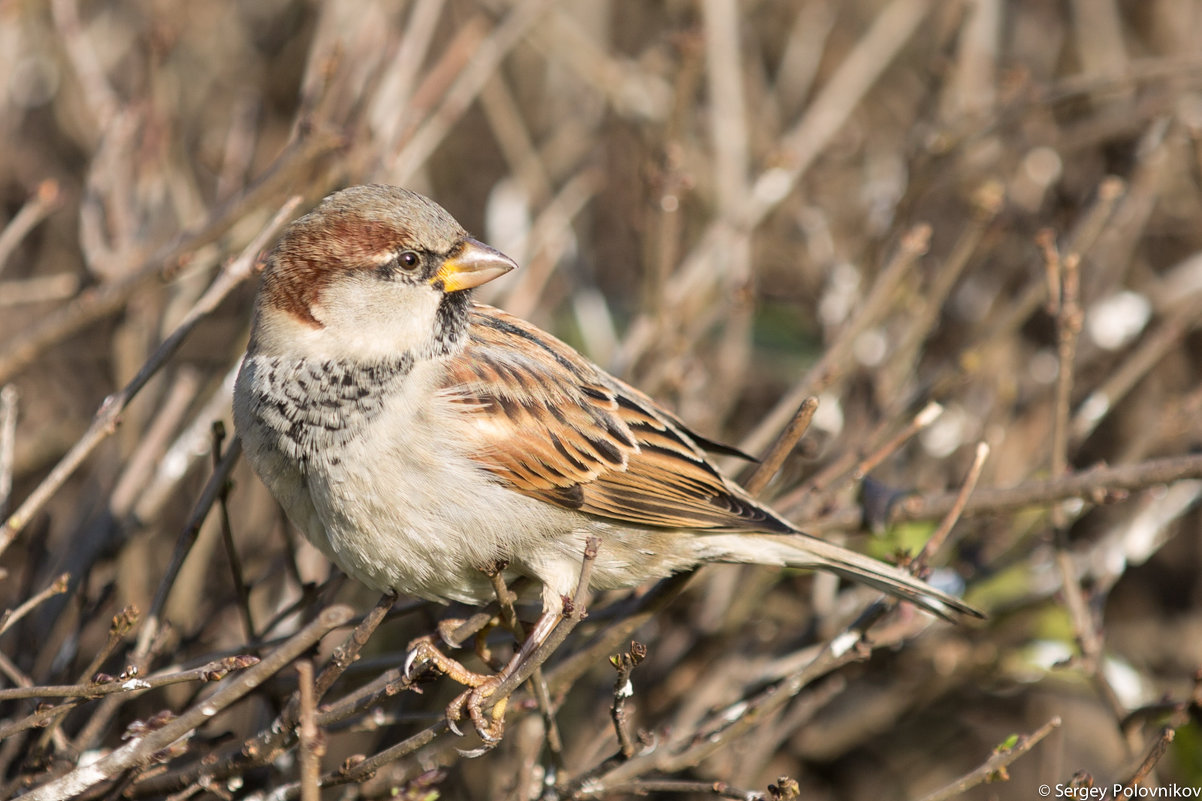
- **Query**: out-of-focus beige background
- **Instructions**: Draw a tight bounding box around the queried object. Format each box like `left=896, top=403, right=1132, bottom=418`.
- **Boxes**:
left=1, top=1, right=1201, bottom=798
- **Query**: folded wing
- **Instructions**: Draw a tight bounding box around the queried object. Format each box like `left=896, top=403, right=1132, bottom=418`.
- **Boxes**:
left=439, top=305, right=793, bottom=534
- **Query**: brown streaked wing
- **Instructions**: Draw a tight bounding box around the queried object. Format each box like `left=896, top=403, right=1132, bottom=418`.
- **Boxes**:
left=438, top=305, right=793, bottom=534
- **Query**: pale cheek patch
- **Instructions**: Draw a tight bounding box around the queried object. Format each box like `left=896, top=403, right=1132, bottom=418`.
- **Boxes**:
left=308, top=278, right=444, bottom=361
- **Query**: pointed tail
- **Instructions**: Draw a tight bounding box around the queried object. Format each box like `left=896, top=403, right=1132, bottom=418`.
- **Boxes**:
left=697, top=531, right=983, bottom=621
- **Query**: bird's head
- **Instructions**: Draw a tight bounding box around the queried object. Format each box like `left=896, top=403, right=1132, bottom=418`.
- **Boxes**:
left=251, top=185, right=515, bottom=361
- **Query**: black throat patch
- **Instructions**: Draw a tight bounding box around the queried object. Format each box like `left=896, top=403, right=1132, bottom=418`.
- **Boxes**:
left=431, top=291, right=472, bottom=357
left=247, top=355, right=414, bottom=465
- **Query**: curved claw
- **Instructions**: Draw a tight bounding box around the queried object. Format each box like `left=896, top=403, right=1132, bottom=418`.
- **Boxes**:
left=456, top=743, right=498, bottom=758
left=403, top=647, right=423, bottom=679
left=405, top=633, right=511, bottom=742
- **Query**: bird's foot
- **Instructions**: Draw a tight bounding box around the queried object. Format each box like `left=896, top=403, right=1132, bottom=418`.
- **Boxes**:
left=446, top=674, right=506, bottom=744
left=404, top=636, right=486, bottom=686
left=403, top=637, right=509, bottom=745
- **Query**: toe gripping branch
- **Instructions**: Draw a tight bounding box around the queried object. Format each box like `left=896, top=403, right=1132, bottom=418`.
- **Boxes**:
left=402, top=537, right=601, bottom=747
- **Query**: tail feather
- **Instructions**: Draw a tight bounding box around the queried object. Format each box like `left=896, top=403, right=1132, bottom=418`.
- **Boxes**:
left=697, top=532, right=983, bottom=621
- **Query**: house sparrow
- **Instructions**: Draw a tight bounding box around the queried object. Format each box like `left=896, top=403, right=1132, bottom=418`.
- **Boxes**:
left=233, top=185, right=980, bottom=739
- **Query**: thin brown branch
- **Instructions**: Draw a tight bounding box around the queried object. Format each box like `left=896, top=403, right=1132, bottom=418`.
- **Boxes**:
left=743, top=223, right=933, bottom=456
left=609, top=641, right=647, bottom=759
left=740, top=397, right=818, bottom=496
left=76, top=605, right=139, bottom=690
left=312, top=594, right=395, bottom=702
left=21, top=606, right=354, bottom=801
left=0, top=181, right=62, bottom=276
left=133, top=438, right=245, bottom=664
left=0, top=655, right=261, bottom=703
left=783, top=401, right=941, bottom=519
left=0, top=649, right=33, bottom=691
left=855, top=401, right=944, bottom=480
left=0, top=385, right=15, bottom=521
left=915, top=716, right=1062, bottom=801
left=390, top=0, right=561, bottom=183
left=126, top=599, right=401, bottom=797
left=296, top=661, right=321, bottom=801
left=617, top=0, right=935, bottom=380
left=0, top=274, right=81, bottom=307
left=809, top=452, right=1202, bottom=532
left=885, top=181, right=1004, bottom=394
left=1071, top=307, right=1198, bottom=445
left=486, top=568, right=565, bottom=768
left=1045, top=232, right=1080, bottom=487
left=547, top=572, right=695, bottom=700
left=1043, top=229, right=1131, bottom=741
left=211, top=424, right=255, bottom=642
left=0, top=195, right=302, bottom=557
left=565, top=607, right=937, bottom=795
left=1108, top=726, right=1176, bottom=800
left=0, top=134, right=337, bottom=386
left=0, top=572, right=67, bottom=636
left=49, top=0, right=119, bottom=130
left=596, top=779, right=759, bottom=799
left=0, top=698, right=82, bottom=743
left=914, top=441, right=990, bottom=570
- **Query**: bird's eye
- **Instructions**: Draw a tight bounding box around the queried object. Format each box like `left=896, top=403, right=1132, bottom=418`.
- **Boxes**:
left=398, top=251, right=421, bottom=270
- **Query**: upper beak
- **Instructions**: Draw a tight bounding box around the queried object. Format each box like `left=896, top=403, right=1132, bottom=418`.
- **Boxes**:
left=431, top=238, right=516, bottom=293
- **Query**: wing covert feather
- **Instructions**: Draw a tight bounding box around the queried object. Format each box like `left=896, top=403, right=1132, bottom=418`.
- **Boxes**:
left=438, top=305, right=792, bottom=534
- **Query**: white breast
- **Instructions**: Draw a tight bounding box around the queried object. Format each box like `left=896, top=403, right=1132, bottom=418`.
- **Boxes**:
left=235, top=353, right=574, bottom=604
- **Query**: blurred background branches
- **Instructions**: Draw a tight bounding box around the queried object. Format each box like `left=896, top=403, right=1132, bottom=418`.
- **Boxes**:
left=1, top=0, right=1201, bottom=798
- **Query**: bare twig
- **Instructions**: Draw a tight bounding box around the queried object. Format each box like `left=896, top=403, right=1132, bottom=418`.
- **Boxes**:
left=593, top=778, right=759, bottom=799
left=565, top=607, right=938, bottom=795
left=855, top=402, right=944, bottom=480
left=740, top=397, right=818, bottom=496
left=0, top=572, right=66, bottom=636
left=915, top=716, right=1062, bottom=801
left=311, top=594, right=395, bottom=702
left=783, top=401, right=941, bottom=519
left=884, top=181, right=1004, bottom=396
left=0, top=135, right=336, bottom=386
left=1043, top=231, right=1080, bottom=487
left=1043, top=231, right=1130, bottom=740
left=390, top=0, right=561, bottom=183
left=0, top=649, right=34, bottom=690
left=296, top=661, right=321, bottom=801
left=0, top=385, right=15, bottom=520
left=809, top=452, right=1202, bottom=532
left=0, top=196, right=302, bottom=557
left=0, top=274, right=81, bottom=307
left=1108, top=726, right=1176, bottom=800
left=0, top=655, right=260, bottom=703
left=485, top=568, right=565, bottom=769
left=743, top=224, right=933, bottom=456
left=0, top=181, right=62, bottom=276
left=211, top=423, right=255, bottom=642
left=49, top=0, right=119, bottom=130
left=21, top=606, right=354, bottom=801
left=133, top=437, right=245, bottom=665
left=1071, top=306, right=1200, bottom=445
left=914, top=441, right=990, bottom=570
left=76, top=605, right=140, bottom=691
left=546, top=572, right=695, bottom=701
left=609, top=641, right=647, bottom=759
left=128, top=597, right=400, bottom=797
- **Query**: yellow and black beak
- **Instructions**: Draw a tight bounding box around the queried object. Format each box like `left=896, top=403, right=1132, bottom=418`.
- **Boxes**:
left=430, top=238, right=516, bottom=293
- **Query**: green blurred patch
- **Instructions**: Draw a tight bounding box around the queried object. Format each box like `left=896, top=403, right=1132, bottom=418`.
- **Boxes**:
left=1171, top=722, right=1202, bottom=788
